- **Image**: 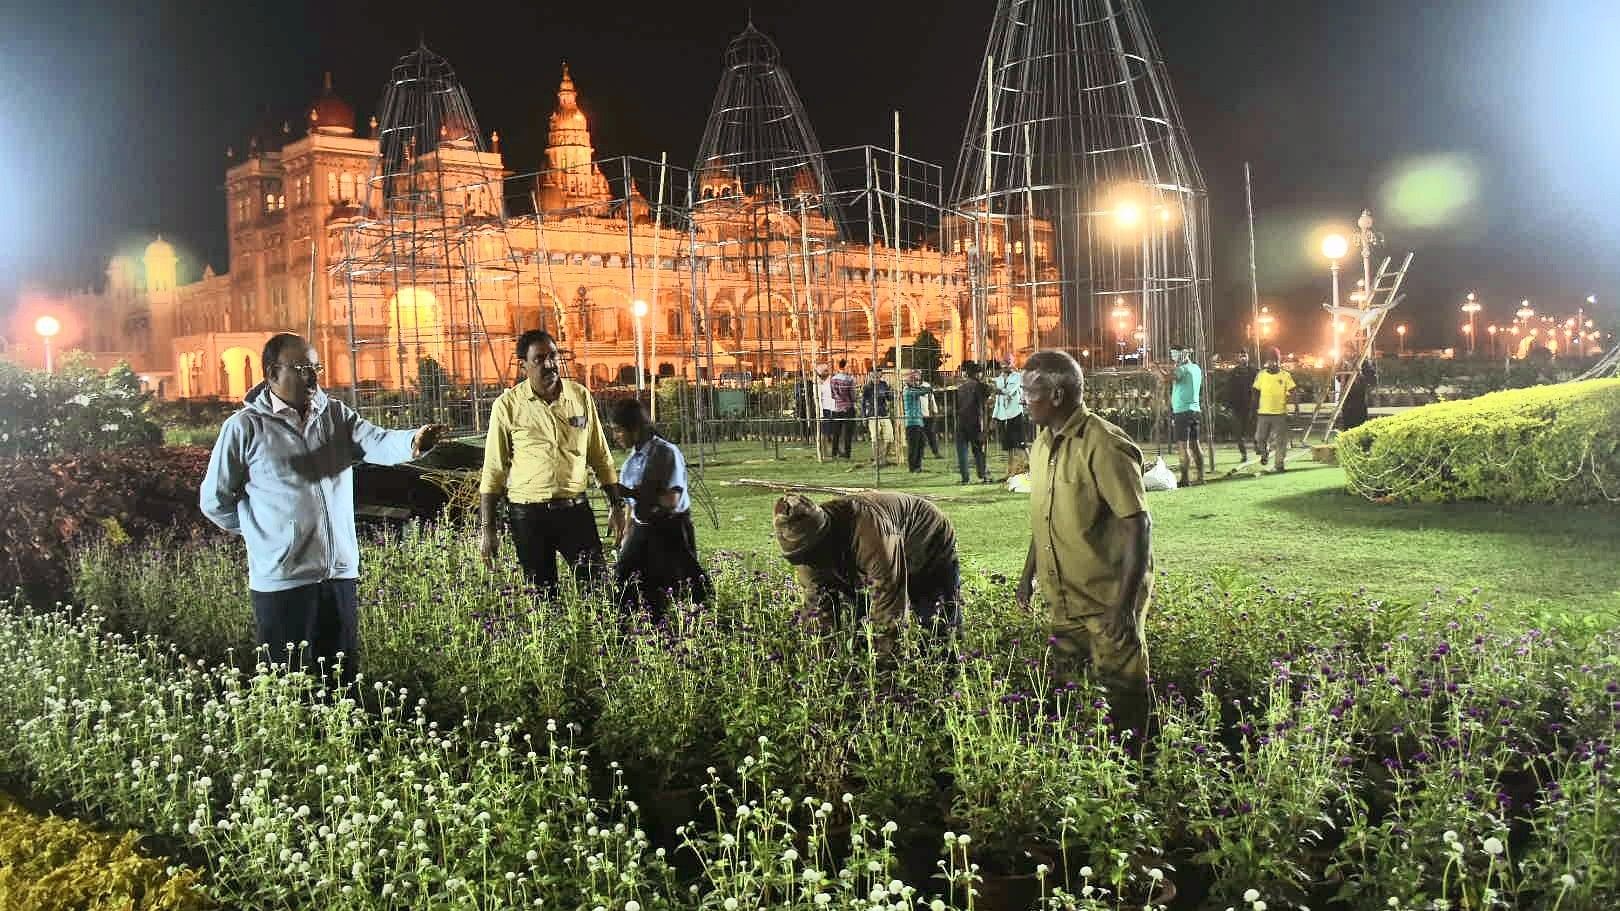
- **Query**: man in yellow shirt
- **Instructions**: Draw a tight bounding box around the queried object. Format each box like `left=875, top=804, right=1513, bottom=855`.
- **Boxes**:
left=1015, top=350, right=1154, bottom=735
left=480, top=330, right=622, bottom=592
left=1251, top=347, right=1297, bottom=472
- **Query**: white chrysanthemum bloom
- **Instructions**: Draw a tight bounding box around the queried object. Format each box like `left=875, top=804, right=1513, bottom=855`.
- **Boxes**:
left=723, top=899, right=739, bottom=911
left=957, top=834, right=972, bottom=847
left=1079, top=865, right=1093, bottom=878
left=1561, top=873, right=1577, bottom=887
left=1253, top=902, right=1267, bottom=911
left=1442, top=830, right=1458, bottom=844
left=1244, top=889, right=1260, bottom=902
left=1482, top=836, right=1504, bottom=856
left=1148, top=868, right=1164, bottom=881
left=931, top=901, right=946, bottom=911
left=625, top=901, right=641, bottom=911
left=814, top=893, right=832, bottom=906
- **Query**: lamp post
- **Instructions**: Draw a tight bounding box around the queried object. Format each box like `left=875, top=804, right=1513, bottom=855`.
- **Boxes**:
left=631, top=299, right=648, bottom=395
left=1322, top=233, right=1349, bottom=310
left=34, top=315, right=61, bottom=374
left=1461, top=292, right=1481, bottom=356
left=1486, top=324, right=1498, bottom=359
left=1395, top=323, right=1406, bottom=356
left=1256, top=306, right=1275, bottom=353
left=1110, top=296, right=1130, bottom=364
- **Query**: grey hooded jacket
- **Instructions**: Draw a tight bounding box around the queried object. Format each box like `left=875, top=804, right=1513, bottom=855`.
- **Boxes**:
left=199, top=383, right=418, bottom=592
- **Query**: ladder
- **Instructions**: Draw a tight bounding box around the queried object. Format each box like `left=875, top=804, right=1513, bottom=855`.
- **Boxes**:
left=1302, top=252, right=1414, bottom=445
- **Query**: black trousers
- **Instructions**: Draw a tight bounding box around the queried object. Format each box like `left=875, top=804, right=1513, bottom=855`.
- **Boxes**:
left=956, top=431, right=987, bottom=482
left=923, top=418, right=942, bottom=457
left=831, top=409, right=856, bottom=457
left=509, top=500, right=605, bottom=594
left=615, top=511, right=712, bottom=621
left=1230, top=406, right=1254, bottom=458
left=251, top=579, right=360, bottom=683
left=905, top=425, right=928, bottom=470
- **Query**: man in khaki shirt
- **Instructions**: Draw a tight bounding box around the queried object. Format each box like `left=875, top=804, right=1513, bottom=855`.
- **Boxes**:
left=480, top=329, right=621, bottom=593
left=1015, top=350, right=1154, bottom=733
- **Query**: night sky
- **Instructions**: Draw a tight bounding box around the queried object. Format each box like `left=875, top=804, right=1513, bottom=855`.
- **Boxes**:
left=3, top=0, right=1618, bottom=351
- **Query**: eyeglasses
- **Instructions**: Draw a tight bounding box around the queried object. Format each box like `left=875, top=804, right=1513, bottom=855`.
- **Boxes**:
left=282, top=362, right=323, bottom=377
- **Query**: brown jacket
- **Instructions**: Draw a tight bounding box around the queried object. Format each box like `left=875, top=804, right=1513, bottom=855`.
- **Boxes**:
left=791, top=492, right=957, bottom=628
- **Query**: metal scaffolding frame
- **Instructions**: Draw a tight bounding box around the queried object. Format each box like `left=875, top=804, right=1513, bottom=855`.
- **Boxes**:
left=950, top=0, right=1214, bottom=452
left=333, top=43, right=526, bottom=431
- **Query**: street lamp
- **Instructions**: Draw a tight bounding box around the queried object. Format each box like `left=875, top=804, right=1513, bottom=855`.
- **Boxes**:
left=34, top=315, right=61, bottom=374
left=1395, top=323, right=1407, bottom=356
left=1256, top=306, right=1275, bottom=352
left=1461, top=292, right=1481, bottom=355
left=1486, top=324, right=1498, bottom=358
left=1110, top=296, right=1130, bottom=363
left=1321, top=233, right=1349, bottom=310
left=631, top=299, right=648, bottom=395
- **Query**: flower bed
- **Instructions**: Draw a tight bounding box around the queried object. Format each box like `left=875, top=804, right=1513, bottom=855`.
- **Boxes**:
left=0, top=790, right=208, bottom=911
left=1338, top=378, right=1620, bottom=504
left=44, top=526, right=1620, bottom=909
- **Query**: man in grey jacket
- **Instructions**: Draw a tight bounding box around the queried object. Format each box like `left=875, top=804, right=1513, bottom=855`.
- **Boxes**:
left=200, top=333, right=447, bottom=682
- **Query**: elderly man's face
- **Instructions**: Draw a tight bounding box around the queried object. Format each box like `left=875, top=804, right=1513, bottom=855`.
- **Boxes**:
left=1021, top=374, right=1058, bottom=426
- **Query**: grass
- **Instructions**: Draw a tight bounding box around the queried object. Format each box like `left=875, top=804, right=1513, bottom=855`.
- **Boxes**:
left=679, top=437, right=1620, bottom=625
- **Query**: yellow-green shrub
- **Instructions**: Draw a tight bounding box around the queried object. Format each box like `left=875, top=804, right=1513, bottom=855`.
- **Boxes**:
left=0, top=794, right=209, bottom=911
left=1338, top=378, right=1620, bottom=503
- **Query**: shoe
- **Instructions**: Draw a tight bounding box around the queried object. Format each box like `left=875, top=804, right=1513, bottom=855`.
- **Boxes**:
left=1274, top=464, right=1287, bottom=473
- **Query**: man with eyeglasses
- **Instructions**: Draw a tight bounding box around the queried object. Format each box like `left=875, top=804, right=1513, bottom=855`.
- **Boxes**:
left=200, top=332, right=449, bottom=683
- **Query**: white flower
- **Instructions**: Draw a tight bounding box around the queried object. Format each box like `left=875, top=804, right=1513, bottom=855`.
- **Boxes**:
left=1442, top=830, right=1458, bottom=844
left=1253, top=903, right=1267, bottom=911
left=1482, top=836, right=1504, bottom=856
left=1148, top=868, right=1164, bottom=881
left=1078, top=865, right=1093, bottom=878
left=1561, top=873, right=1578, bottom=888
left=957, top=834, right=971, bottom=847
left=625, top=902, right=641, bottom=911
left=1244, top=889, right=1260, bottom=903
left=723, top=899, right=739, bottom=911
left=781, top=848, right=799, bottom=863
left=931, top=901, right=946, bottom=911
left=815, top=894, right=832, bottom=906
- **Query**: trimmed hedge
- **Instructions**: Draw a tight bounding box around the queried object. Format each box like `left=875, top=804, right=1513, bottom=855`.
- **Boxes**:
left=1338, top=378, right=1620, bottom=503
left=0, top=447, right=218, bottom=603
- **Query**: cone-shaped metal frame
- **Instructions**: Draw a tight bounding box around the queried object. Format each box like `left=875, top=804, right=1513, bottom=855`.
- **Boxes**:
left=333, top=43, right=525, bottom=429
left=693, top=24, right=840, bottom=234
left=952, top=0, right=1212, bottom=369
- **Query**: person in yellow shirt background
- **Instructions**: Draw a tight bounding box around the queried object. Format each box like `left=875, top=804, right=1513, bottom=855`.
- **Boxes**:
left=480, top=329, right=623, bottom=593
left=1252, top=347, right=1297, bottom=472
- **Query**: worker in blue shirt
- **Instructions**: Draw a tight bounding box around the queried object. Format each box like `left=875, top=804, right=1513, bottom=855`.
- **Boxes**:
left=606, top=397, right=710, bottom=620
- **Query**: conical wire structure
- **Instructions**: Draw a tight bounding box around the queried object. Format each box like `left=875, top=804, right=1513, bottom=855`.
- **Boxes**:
left=693, top=24, right=838, bottom=223
left=335, top=43, right=524, bottom=429
left=952, top=0, right=1212, bottom=368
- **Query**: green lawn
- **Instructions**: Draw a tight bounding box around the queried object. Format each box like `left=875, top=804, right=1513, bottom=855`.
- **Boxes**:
left=681, top=439, right=1620, bottom=623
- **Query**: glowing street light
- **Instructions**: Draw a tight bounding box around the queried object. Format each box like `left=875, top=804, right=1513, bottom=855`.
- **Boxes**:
left=1113, top=201, right=1142, bottom=230
left=1486, top=323, right=1498, bottom=358
left=34, top=315, right=61, bottom=374
left=631, top=299, right=649, bottom=395
left=1110, top=296, right=1131, bottom=362
left=1321, top=233, right=1349, bottom=309
left=1395, top=323, right=1407, bottom=356
left=1461, top=292, right=1481, bottom=355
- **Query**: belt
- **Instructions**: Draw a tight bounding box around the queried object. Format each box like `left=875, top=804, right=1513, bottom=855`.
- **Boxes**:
left=512, top=495, right=588, bottom=510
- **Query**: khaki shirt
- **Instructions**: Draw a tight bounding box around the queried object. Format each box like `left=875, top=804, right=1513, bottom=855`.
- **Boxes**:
left=479, top=379, right=618, bottom=502
left=1028, top=405, right=1154, bottom=618
left=794, top=492, right=957, bottom=628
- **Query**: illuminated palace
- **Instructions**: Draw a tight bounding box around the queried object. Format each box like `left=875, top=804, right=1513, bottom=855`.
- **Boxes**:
left=11, top=52, right=1059, bottom=401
